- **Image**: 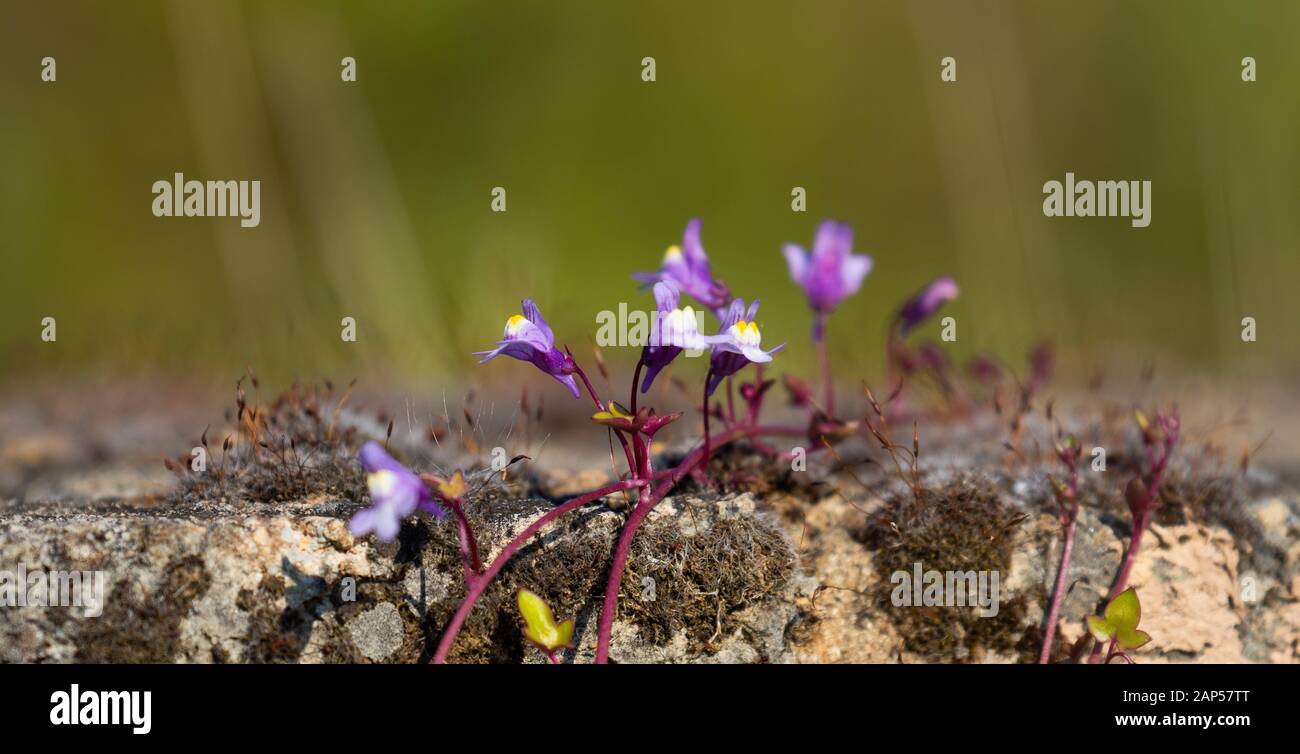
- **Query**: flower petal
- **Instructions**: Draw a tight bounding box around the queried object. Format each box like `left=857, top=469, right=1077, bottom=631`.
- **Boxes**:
left=782, top=244, right=808, bottom=285
left=812, top=220, right=852, bottom=261
left=348, top=507, right=378, bottom=537
left=374, top=508, right=402, bottom=541
left=682, top=218, right=708, bottom=272
left=358, top=441, right=405, bottom=475
left=839, top=253, right=873, bottom=296
left=552, top=372, right=581, bottom=399
left=718, top=299, right=745, bottom=330
left=653, top=280, right=679, bottom=314
left=521, top=299, right=554, bottom=346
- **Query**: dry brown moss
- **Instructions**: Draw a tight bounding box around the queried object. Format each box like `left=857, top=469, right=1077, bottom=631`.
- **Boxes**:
left=423, top=494, right=796, bottom=663
left=165, top=380, right=368, bottom=504
left=618, top=500, right=796, bottom=653
left=858, top=477, right=1037, bottom=662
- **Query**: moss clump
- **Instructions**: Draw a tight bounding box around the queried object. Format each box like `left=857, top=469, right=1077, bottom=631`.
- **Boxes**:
left=618, top=497, right=796, bottom=653
left=419, top=494, right=795, bottom=663
left=858, top=478, right=1035, bottom=663
left=165, top=380, right=369, bottom=504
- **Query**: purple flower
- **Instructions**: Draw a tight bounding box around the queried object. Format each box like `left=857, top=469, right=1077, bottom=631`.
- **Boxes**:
left=475, top=299, right=580, bottom=399
left=633, top=218, right=730, bottom=314
left=350, top=441, right=444, bottom=541
left=897, top=276, right=958, bottom=335
left=707, top=298, right=784, bottom=396
left=782, top=220, right=873, bottom=339
left=639, top=281, right=717, bottom=394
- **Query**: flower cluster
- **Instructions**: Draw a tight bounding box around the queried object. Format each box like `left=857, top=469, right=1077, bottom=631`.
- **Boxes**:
left=340, top=215, right=969, bottom=666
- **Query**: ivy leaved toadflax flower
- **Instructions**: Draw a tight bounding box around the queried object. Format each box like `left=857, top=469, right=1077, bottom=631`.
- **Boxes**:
left=782, top=219, right=873, bottom=340
left=633, top=218, right=731, bottom=315
left=639, top=281, right=717, bottom=394
left=707, top=298, right=784, bottom=396
left=350, top=441, right=444, bottom=541
left=474, top=299, right=580, bottom=399
left=897, top=276, right=959, bottom=335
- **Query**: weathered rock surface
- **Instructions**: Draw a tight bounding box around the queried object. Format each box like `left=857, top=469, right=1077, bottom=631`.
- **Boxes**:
left=0, top=491, right=802, bottom=664
left=3, top=381, right=1298, bottom=664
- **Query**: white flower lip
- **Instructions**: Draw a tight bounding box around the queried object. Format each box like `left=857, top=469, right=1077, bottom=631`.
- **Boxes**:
left=367, top=469, right=398, bottom=497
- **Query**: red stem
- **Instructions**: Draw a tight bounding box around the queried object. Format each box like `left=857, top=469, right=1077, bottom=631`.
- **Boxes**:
left=593, top=421, right=772, bottom=663
left=431, top=478, right=647, bottom=663
left=1109, top=520, right=1147, bottom=601
left=450, top=501, right=481, bottom=583
left=703, top=369, right=713, bottom=462
left=630, top=358, right=644, bottom=413
left=816, top=319, right=833, bottom=416
left=725, top=376, right=736, bottom=425
left=1038, top=514, right=1076, bottom=664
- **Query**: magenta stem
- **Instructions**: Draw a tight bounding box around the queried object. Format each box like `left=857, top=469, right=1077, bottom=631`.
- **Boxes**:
left=1088, top=442, right=1172, bottom=663
left=431, top=478, right=647, bottom=664
left=630, top=358, right=644, bottom=413
left=1109, top=521, right=1147, bottom=601
left=1038, top=515, right=1076, bottom=664
left=594, top=494, right=655, bottom=664
left=816, top=319, right=833, bottom=416
left=593, top=420, right=770, bottom=663
left=725, top=376, right=736, bottom=425
left=450, top=501, right=482, bottom=583
left=746, top=364, right=766, bottom=423
left=702, top=368, right=714, bottom=462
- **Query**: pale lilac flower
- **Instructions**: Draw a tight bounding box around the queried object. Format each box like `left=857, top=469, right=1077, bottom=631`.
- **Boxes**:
left=707, top=298, right=784, bottom=396
left=782, top=220, right=873, bottom=339
left=639, top=281, right=718, bottom=394
left=475, top=299, right=580, bottom=399
left=897, top=276, right=958, bottom=335
left=634, top=218, right=730, bottom=314
left=349, top=441, right=444, bottom=541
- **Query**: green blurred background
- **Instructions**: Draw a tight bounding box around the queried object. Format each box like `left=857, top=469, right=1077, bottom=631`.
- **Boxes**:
left=3, top=0, right=1298, bottom=393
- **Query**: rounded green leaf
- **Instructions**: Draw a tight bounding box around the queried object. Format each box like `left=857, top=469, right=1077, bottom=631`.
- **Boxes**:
left=1104, top=587, right=1142, bottom=634
left=1086, top=615, right=1113, bottom=643
left=517, top=589, right=574, bottom=653
left=1116, top=628, right=1151, bottom=650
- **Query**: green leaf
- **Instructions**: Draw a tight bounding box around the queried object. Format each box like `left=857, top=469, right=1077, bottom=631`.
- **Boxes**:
left=1087, top=587, right=1152, bottom=653
left=1104, top=587, right=1142, bottom=634
left=1116, top=628, right=1151, bottom=650
left=1086, top=615, right=1113, bottom=643
left=517, top=589, right=574, bottom=653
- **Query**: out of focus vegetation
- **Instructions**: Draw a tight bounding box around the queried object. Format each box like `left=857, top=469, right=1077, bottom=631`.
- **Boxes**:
left=2, top=0, right=1298, bottom=389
